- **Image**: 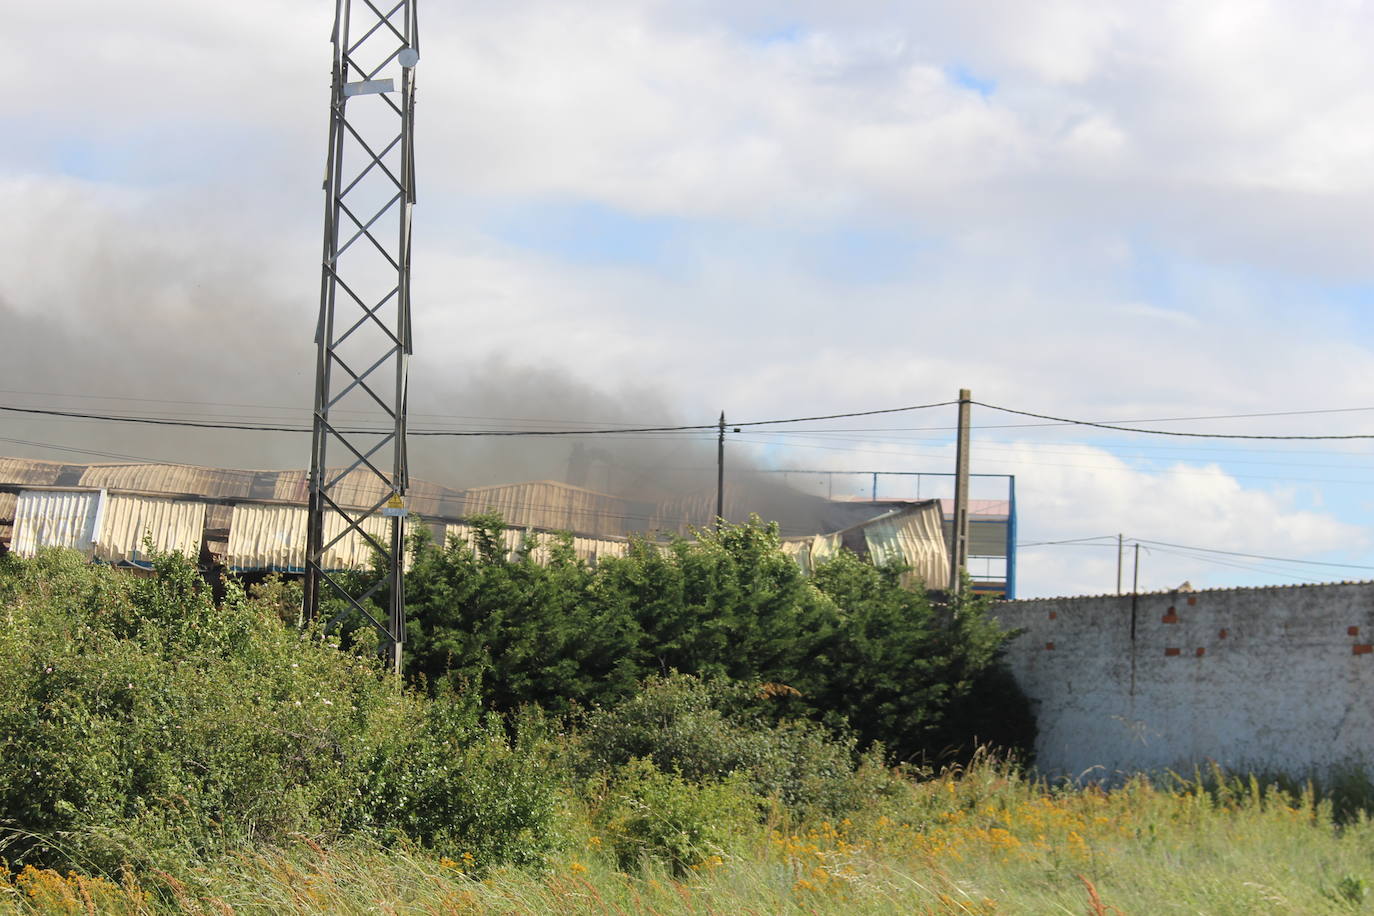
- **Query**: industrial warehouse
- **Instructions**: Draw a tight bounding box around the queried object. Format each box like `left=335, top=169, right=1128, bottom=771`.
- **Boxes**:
left=0, top=456, right=1018, bottom=594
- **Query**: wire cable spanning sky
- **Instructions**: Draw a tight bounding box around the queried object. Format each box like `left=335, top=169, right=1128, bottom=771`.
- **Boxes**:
left=4, top=398, right=1374, bottom=439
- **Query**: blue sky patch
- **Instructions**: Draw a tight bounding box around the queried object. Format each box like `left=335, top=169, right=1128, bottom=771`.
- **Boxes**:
left=946, top=64, right=996, bottom=97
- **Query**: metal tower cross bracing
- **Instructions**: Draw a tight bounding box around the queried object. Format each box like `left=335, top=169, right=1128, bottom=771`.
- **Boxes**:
left=304, top=0, right=418, bottom=673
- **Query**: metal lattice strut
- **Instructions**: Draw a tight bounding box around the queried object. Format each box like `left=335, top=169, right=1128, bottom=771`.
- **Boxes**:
left=304, top=0, right=418, bottom=674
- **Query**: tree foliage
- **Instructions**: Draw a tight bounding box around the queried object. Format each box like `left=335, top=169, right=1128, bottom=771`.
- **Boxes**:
left=400, top=516, right=1033, bottom=764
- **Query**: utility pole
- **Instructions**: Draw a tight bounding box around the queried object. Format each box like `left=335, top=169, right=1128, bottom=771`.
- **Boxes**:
left=1116, top=533, right=1124, bottom=595
left=1132, top=542, right=1141, bottom=595
left=303, top=0, right=419, bottom=676
left=949, top=389, right=971, bottom=596
left=716, top=411, right=725, bottom=528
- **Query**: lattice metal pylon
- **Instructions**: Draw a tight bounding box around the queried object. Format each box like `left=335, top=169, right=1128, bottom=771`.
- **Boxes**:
left=304, top=0, right=418, bottom=674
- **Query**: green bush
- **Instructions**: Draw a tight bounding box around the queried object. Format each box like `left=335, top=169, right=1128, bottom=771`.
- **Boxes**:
left=586, top=757, right=760, bottom=873
left=0, top=549, right=557, bottom=875
left=572, top=673, right=897, bottom=820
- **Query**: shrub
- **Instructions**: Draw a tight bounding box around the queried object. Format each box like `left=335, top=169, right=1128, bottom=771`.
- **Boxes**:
left=572, top=673, right=896, bottom=819
left=0, top=549, right=558, bottom=875
left=586, top=757, right=760, bottom=873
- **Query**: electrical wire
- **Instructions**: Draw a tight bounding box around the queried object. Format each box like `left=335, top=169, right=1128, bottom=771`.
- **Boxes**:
left=1131, top=538, right=1374, bottom=571
left=0, top=400, right=958, bottom=436
left=1138, top=545, right=1329, bottom=584
left=729, top=435, right=1374, bottom=486
left=0, top=437, right=171, bottom=465
left=974, top=401, right=1374, bottom=440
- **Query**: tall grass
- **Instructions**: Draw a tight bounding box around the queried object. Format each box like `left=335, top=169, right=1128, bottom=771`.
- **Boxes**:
left=6, top=757, right=1373, bottom=915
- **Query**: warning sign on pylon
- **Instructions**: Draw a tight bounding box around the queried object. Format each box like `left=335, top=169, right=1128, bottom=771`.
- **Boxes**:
left=381, top=493, right=408, bottom=517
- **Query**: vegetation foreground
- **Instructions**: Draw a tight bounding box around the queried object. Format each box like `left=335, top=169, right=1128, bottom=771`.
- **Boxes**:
left=7, top=764, right=1374, bottom=914
left=2, top=537, right=1373, bottom=913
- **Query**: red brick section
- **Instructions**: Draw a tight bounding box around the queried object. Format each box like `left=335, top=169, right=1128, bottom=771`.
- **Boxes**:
left=1049, top=611, right=1057, bottom=620
left=1187, top=595, right=1197, bottom=606
left=1162, top=608, right=1180, bottom=624
left=1349, top=626, right=1360, bottom=636
left=1196, top=647, right=1206, bottom=657
left=1354, top=644, right=1373, bottom=656
left=1165, top=648, right=1181, bottom=657
left=1218, top=628, right=1229, bottom=639
left=1045, top=642, right=1055, bottom=651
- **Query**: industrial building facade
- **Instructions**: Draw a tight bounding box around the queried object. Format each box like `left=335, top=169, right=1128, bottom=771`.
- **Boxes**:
left=0, top=457, right=953, bottom=589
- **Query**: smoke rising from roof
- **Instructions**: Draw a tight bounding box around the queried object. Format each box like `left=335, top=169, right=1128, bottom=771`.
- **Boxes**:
left=0, top=183, right=800, bottom=532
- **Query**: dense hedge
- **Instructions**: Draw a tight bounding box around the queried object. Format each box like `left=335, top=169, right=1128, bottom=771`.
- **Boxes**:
left=398, top=516, right=1034, bottom=764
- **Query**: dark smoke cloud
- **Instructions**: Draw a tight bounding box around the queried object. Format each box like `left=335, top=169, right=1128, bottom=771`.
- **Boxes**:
left=0, top=183, right=823, bottom=536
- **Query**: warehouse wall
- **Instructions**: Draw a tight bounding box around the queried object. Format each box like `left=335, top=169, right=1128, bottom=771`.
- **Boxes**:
left=993, top=582, right=1374, bottom=779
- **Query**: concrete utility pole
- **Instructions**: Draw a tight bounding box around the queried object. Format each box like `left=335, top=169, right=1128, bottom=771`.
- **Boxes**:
left=1133, top=542, right=1141, bottom=595
left=303, top=0, right=419, bottom=675
left=1117, top=533, right=1124, bottom=595
left=716, top=411, right=726, bottom=528
left=949, top=389, right=971, bottom=596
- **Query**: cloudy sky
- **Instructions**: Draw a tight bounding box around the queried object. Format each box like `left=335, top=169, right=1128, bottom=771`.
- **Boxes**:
left=5, top=0, right=1374, bottom=596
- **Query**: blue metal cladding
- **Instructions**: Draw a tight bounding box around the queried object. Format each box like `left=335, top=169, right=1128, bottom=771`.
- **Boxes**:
left=1005, top=475, right=1017, bottom=600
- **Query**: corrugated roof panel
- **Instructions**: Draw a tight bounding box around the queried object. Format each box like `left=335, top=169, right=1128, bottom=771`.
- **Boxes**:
left=524, top=529, right=631, bottom=566
left=461, top=481, right=627, bottom=536
left=320, top=511, right=395, bottom=571
left=204, top=504, right=233, bottom=532
left=402, top=479, right=448, bottom=518
left=810, top=532, right=842, bottom=565
left=227, top=504, right=395, bottom=572
left=271, top=470, right=309, bottom=505
left=0, top=457, right=66, bottom=486
left=227, top=504, right=306, bottom=572
left=780, top=538, right=812, bottom=576
left=271, top=469, right=454, bottom=515
left=12, top=489, right=101, bottom=557
left=318, top=469, right=393, bottom=511
left=78, top=463, right=256, bottom=498
left=442, top=522, right=523, bottom=561
left=94, top=495, right=206, bottom=565
left=444, top=523, right=633, bottom=566
left=0, top=491, right=15, bottom=544
left=573, top=535, right=629, bottom=565
left=863, top=503, right=950, bottom=590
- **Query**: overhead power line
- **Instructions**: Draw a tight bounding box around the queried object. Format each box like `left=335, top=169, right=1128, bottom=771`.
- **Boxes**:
left=974, top=402, right=1374, bottom=440
left=5, top=395, right=1374, bottom=442
left=0, top=400, right=958, bottom=436
left=1018, top=534, right=1374, bottom=572
left=1131, top=538, right=1374, bottom=571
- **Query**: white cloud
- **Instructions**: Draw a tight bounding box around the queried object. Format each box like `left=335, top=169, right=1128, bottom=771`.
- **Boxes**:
left=972, top=442, right=1365, bottom=597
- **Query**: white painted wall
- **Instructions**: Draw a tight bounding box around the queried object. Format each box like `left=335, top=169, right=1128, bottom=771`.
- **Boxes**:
left=992, top=582, right=1374, bottom=779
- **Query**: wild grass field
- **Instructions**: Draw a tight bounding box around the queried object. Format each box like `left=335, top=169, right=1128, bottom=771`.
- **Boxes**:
left=7, top=759, right=1374, bottom=914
